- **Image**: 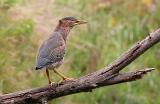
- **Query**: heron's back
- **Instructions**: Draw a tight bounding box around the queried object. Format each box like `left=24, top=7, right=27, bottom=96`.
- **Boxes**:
left=35, top=32, right=66, bottom=70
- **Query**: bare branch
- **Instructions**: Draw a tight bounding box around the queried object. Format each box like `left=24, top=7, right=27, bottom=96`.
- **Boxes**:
left=103, top=68, right=155, bottom=85
left=0, top=28, right=160, bottom=104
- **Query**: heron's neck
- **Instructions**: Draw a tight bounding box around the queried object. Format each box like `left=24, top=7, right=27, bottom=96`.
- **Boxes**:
left=54, top=25, right=71, bottom=42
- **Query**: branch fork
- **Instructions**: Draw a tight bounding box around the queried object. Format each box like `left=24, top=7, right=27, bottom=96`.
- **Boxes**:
left=1, top=29, right=160, bottom=104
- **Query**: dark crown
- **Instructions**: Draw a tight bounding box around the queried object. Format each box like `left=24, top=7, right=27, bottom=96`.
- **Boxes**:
left=61, top=17, right=77, bottom=21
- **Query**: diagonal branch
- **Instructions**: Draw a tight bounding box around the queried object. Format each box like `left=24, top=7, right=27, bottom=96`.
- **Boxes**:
left=102, top=68, right=155, bottom=85
left=0, top=28, right=160, bottom=104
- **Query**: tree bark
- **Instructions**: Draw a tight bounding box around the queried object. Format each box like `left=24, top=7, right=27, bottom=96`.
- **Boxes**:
left=0, top=28, right=160, bottom=104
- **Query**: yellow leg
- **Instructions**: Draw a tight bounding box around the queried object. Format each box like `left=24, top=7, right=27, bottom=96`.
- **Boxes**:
left=46, top=69, right=54, bottom=85
left=53, top=69, right=71, bottom=80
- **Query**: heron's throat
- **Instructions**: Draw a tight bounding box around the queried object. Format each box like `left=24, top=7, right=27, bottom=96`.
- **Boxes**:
left=55, top=25, right=71, bottom=42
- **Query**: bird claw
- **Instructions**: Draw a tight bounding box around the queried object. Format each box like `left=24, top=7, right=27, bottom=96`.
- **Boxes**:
left=58, top=77, right=75, bottom=84
left=63, top=77, right=74, bottom=80
left=49, top=82, right=56, bottom=86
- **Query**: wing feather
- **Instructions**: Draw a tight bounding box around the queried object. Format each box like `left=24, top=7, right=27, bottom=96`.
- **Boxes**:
left=35, top=32, right=65, bottom=69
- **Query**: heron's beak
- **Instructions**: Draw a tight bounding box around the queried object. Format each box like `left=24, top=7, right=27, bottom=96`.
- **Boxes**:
left=74, top=20, right=87, bottom=25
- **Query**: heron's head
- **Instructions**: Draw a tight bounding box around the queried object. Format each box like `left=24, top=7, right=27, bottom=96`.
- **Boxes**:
left=58, top=17, right=87, bottom=28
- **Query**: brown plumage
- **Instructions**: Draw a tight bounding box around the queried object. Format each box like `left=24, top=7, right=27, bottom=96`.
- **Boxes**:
left=35, top=17, right=87, bottom=84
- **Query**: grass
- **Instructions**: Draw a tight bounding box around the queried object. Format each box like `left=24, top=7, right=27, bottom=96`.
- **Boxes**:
left=0, top=0, right=160, bottom=104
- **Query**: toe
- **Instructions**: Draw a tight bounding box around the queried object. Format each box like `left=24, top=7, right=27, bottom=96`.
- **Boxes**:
left=64, top=77, right=74, bottom=81
left=49, top=82, right=55, bottom=86
left=58, top=78, right=75, bottom=84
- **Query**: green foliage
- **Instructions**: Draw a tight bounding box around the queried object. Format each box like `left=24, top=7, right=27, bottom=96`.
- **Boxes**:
left=0, top=10, right=34, bottom=93
left=0, top=20, right=33, bottom=37
left=0, top=0, right=17, bottom=9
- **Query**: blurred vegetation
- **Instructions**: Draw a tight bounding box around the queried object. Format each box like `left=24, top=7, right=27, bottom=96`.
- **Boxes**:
left=0, top=0, right=160, bottom=104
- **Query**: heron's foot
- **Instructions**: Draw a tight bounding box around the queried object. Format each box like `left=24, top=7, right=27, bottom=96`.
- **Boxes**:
left=49, top=82, right=56, bottom=86
left=58, top=77, right=75, bottom=84
left=63, top=77, right=74, bottom=80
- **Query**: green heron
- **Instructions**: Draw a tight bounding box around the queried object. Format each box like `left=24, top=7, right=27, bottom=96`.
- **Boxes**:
left=35, top=17, right=87, bottom=85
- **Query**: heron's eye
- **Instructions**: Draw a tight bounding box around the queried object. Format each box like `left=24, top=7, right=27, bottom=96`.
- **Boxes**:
left=70, top=25, right=74, bottom=28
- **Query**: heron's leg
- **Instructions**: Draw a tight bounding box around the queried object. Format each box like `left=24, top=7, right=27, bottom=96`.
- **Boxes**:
left=53, top=69, right=71, bottom=80
left=46, top=69, right=52, bottom=84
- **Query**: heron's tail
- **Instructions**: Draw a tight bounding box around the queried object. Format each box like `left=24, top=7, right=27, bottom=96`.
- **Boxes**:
left=35, top=67, right=42, bottom=70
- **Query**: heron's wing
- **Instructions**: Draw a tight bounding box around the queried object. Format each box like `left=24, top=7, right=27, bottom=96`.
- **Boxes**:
left=35, top=32, right=65, bottom=69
